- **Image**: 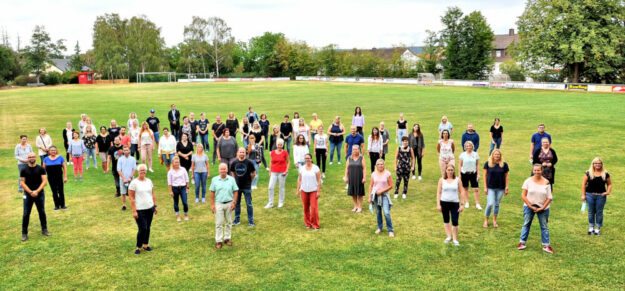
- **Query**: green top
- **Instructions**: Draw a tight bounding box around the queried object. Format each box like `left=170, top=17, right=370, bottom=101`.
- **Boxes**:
left=209, top=175, right=239, bottom=203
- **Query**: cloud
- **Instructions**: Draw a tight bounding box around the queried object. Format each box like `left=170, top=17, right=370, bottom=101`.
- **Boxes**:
left=0, top=0, right=525, bottom=53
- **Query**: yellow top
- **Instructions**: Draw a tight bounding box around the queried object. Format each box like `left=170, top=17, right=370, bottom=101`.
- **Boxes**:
left=309, top=119, right=324, bottom=133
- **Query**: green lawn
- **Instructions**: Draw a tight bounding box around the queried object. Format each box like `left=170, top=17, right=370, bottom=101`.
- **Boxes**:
left=0, top=82, right=623, bottom=290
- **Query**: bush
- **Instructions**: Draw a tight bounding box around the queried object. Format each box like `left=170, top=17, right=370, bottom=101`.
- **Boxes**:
left=42, top=72, right=62, bottom=85
left=14, top=75, right=37, bottom=86
left=62, top=71, right=79, bottom=84
left=0, top=79, right=6, bottom=87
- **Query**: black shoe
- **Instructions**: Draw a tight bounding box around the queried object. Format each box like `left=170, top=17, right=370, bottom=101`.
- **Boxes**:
left=122, top=206, right=127, bottom=211
left=61, top=206, right=68, bottom=210
left=134, top=249, right=141, bottom=255
left=54, top=207, right=59, bottom=211
left=21, top=234, right=28, bottom=242
left=115, top=194, right=121, bottom=197
left=142, top=246, right=153, bottom=252
left=41, top=229, right=51, bottom=236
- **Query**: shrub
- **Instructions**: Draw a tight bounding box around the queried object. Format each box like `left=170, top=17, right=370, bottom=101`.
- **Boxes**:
left=62, top=71, right=79, bottom=84
left=14, top=75, right=36, bottom=86
left=42, top=72, right=62, bottom=85
left=0, top=79, right=6, bottom=87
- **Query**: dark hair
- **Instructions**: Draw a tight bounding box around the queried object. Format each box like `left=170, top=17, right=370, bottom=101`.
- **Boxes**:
left=371, top=126, right=380, bottom=139
left=223, top=128, right=230, bottom=132
left=100, top=126, right=107, bottom=131
left=260, top=113, right=266, bottom=119
left=163, top=127, right=169, bottom=131
left=401, top=136, right=409, bottom=142
left=284, top=115, right=289, bottom=118
left=121, top=126, right=127, bottom=129
left=354, top=106, right=362, bottom=116
left=49, top=145, right=58, bottom=151
left=295, top=134, right=307, bottom=146
left=305, top=153, right=313, bottom=159
left=20, top=134, right=27, bottom=139
left=440, top=129, right=450, bottom=139
left=183, top=116, right=188, bottom=121
left=293, top=112, right=299, bottom=118
left=413, top=123, right=422, bottom=137
left=122, top=145, right=130, bottom=150
left=538, top=123, right=545, bottom=127
left=181, top=133, right=189, bottom=140
left=249, top=106, right=253, bottom=110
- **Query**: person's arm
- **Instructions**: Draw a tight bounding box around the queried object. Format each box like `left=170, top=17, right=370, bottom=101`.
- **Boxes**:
left=436, top=179, right=443, bottom=212
left=475, top=134, right=479, bottom=151
left=437, top=142, right=441, bottom=154
left=216, top=141, right=221, bottom=161
left=344, top=159, right=349, bottom=183
left=475, top=159, right=480, bottom=179
left=361, top=157, right=366, bottom=184
left=24, top=173, right=48, bottom=197
left=152, top=186, right=158, bottom=215
left=107, top=154, right=112, bottom=173
left=368, top=174, right=374, bottom=203
left=529, top=141, right=535, bottom=159
left=483, top=168, right=489, bottom=194
left=191, top=160, right=195, bottom=173
left=581, top=174, right=588, bottom=200
left=533, top=149, right=540, bottom=165
left=340, top=125, right=346, bottom=136
left=284, top=153, right=290, bottom=174
left=62, top=161, right=68, bottom=183
left=129, top=187, right=138, bottom=219
left=297, top=172, right=302, bottom=196
left=504, top=172, right=509, bottom=195
left=457, top=179, right=464, bottom=212
left=394, top=149, right=399, bottom=169
left=366, top=136, right=371, bottom=153
left=210, top=190, right=216, bottom=213
left=551, top=149, right=558, bottom=166
left=490, top=131, right=494, bottom=144
left=500, top=131, right=504, bottom=144
left=117, top=161, right=125, bottom=182
left=604, top=177, right=612, bottom=196
left=458, top=158, right=464, bottom=178
left=521, top=188, right=535, bottom=210
left=205, top=160, right=210, bottom=178
left=451, top=141, right=455, bottom=153
left=410, top=148, right=415, bottom=171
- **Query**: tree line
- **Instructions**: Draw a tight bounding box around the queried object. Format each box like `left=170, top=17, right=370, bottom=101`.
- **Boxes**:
left=3, top=2, right=625, bottom=85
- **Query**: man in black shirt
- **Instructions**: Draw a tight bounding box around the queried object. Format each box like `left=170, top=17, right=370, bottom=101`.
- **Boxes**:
left=280, top=115, right=293, bottom=154
left=211, top=115, right=226, bottom=165
left=230, top=148, right=256, bottom=227
left=20, top=152, right=50, bottom=241
left=146, top=109, right=160, bottom=147
left=168, top=104, right=180, bottom=140
left=107, top=136, right=124, bottom=197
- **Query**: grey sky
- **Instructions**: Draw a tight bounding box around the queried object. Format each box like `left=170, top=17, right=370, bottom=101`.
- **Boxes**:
left=1, top=0, right=526, bottom=53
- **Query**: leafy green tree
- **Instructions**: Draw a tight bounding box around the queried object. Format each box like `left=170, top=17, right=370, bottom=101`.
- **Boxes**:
left=22, top=25, right=56, bottom=83
left=49, top=39, right=67, bottom=59
left=422, top=30, right=443, bottom=75
left=500, top=59, right=526, bottom=81
left=314, top=44, right=339, bottom=76
left=125, top=15, right=165, bottom=74
left=206, top=17, right=235, bottom=77
left=0, top=45, right=21, bottom=81
left=246, top=32, right=285, bottom=75
left=183, top=16, right=210, bottom=76
left=69, top=41, right=85, bottom=71
left=516, top=0, right=625, bottom=83
left=93, top=14, right=126, bottom=79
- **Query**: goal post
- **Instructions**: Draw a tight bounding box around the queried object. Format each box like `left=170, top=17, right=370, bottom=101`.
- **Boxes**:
left=417, top=73, right=435, bottom=85
left=136, top=72, right=177, bottom=83
left=489, top=74, right=510, bottom=89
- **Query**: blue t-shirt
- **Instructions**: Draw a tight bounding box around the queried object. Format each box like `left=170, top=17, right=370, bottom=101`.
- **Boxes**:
left=43, top=156, right=65, bottom=166
left=531, top=132, right=551, bottom=153
left=117, top=155, right=137, bottom=179
left=345, top=134, right=364, bottom=157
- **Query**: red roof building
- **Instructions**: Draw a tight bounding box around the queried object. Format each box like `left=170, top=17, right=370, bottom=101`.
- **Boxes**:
left=74, top=71, right=96, bottom=84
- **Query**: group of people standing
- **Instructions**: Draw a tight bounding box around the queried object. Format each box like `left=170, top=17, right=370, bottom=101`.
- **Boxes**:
left=15, top=107, right=612, bottom=256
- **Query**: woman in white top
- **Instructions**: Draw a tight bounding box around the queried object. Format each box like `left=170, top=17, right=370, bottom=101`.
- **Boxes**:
left=296, top=118, right=310, bottom=145
left=458, top=141, right=481, bottom=210
left=167, top=157, right=189, bottom=222
left=367, top=127, right=383, bottom=173
left=129, top=164, right=157, bottom=255
left=297, top=153, right=322, bottom=230
left=518, top=164, right=553, bottom=254
left=85, top=118, right=97, bottom=136
left=158, top=127, right=177, bottom=171
left=437, top=163, right=464, bottom=246
left=437, top=129, right=455, bottom=178
left=127, top=112, right=139, bottom=130
left=139, top=121, right=155, bottom=172
left=36, top=127, right=52, bottom=163
left=438, top=115, right=453, bottom=137
left=312, top=125, right=328, bottom=178
left=292, top=134, right=309, bottom=170
left=129, top=119, right=141, bottom=161
left=291, top=112, right=301, bottom=137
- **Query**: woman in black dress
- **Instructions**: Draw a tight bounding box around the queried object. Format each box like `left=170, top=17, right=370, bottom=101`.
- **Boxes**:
left=176, top=133, right=194, bottom=172
left=344, top=145, right=366, bottom=213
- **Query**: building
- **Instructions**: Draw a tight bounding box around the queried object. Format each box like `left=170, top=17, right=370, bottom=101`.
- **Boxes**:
left=74, top=71, right=96, bottom=84
left=492, top=29, right=519, bottom=75
left=45, top=58, right=90, bottom=74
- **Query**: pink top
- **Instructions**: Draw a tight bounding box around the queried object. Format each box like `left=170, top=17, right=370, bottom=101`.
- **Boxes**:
left=167, top=167, right=189, bottom=187
left=522, top=177, right=553, bottom=209
left=371, top=170, right=391, bottom=193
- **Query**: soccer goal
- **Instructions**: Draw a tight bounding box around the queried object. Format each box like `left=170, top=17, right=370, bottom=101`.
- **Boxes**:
left=136, top=72, right=177, bottom=83
left=489, top=74, right=510, bottom=89
left=417, top=73, right=436, bottom=85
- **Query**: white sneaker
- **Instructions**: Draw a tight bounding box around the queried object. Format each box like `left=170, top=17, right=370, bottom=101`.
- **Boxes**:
left=465, top=202, right=470, bottom=208
left=412, top=175, right=416, bottom=180
left=402, top=194, right=406, bottom=199
left=252, top=186, right=257, bottom=190
left=338, top=161, right=341, bottom=165
left=394, top=194, right=398, bottom=199
left=476, top=204, right=482, bottom=210
left=444, top=237, right=452, bottom=243
left=322, top=173, right=326, bottom=179
left=453, top=240, right=460, bottom=246
left=329, top=162, right=333, bottom=165
left=278, top=203, right=284, bottom=208
left=266, top=167, right=270, bottom=171
left=264, top=203, right=273, bottom=209
left=149, top=168, right=154, bottom=172
left=418, top=176, right=422, bottom=180
left=345, top=185, right=349, bottom=190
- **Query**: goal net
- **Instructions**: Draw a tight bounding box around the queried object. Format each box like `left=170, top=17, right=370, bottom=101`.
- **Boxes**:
left=136, top=72, right=177, bottom=83
left=489, top=74, right=510, bottom=88
left=417, top=73, right=436, bottom=85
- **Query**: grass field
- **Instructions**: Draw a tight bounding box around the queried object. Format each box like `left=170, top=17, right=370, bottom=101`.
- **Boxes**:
left=0, top=81, right=624, bottom=290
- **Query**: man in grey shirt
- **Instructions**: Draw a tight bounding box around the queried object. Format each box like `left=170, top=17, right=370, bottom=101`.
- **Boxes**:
left=379, top=122, right=391, bottom=160
left=217, top=129, right=238, bottom=167
left=117, top=146, right=137, bottom=211
left=15, top=135, right=33, bottom=193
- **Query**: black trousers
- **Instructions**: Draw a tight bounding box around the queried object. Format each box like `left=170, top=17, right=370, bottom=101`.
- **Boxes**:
left=369, top=152, right=380, bottom=172
left=49, top=177, right=65, bottom=208
left=412, top=155, right=423, bottom=176
left=315, top=148, right=327, bottom=173
left=395, top=174, right=409, bottom=195
left=170, top=122, right=180, bottom=140
left=441, top=201, right=459, bottom=226
left=112, top=169, right=121, bottom=195
left=22, top=192, right=47, bottom=234
left=135, top=207, right=155, bottom=248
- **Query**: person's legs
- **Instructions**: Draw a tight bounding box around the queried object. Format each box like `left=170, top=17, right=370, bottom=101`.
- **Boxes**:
left=301, top=191, right=311, bottom=227
left=243, top=189, right=254, bottom=224
left=215, top=202, right=225, bottom=242
left=586, top=193, right=597, bottom=227
left=417, top=155, right=423, bottom=176
left=485, top=188, right=495, bottom=218
left=394, top=174, right=402, bottom=195
left=267, top=172, right=278, bottom=206
left=224, top=201, right=233, bottom=241
left=58, top=181, right=66, bottom=208
left=22, top=195, right=35, bottom=235
left=316, top=149, right=323, bottom=169
left=76, top=156, right=84, bottom=177
left=520, top=206, right=534, bottom=243
left=234, top=192, right=242, bottom=224
left=135, top=210, right=147, bottom=248
left=320, top=149, right=327, bottom=173
left=146, top=146, right=153, bottom=169
left=212, top=139, right=218, bottom=164
left=200, top=172, right=207, bottom=199
left=285, top=137, right=292, bottom=154
left=278, top=173, right=287, bottom=205
left=18, top=164, right=26, bottom=192
left=181, top=187, right=189, bottom=215
left=193, top=172, right=201, bottom=199
left=50, top=179, right=60, bottom=209
left=310, top=191, right=319, bottom=228
left=173, top=187, right=181, bottom=216
left=595, top=195, right=607, bottom=228
left=251, top=161, right=259, bottom=187
left=375, top=201, right=384, bottom=231
left=329, top=142, right=336, bottom=162
left=143, top=207, right=154, bottom=247
left=34, top=193, right=47, bottom=231
left=71, top=157, right=79, bottom=177
left=382, top=195, right=393, bottom=232
left=112, top=170, right=120, bottom=196
left=492, top=189, right=505, bottom=219
left=537, top=208, right=550, bottom=246
left=336, top=141, right=343, bottom=161
left=440, top=201, right=451, bottom=238
left=439, top=159, right=447, bottom=177
left=401, top=174, right=409, bottom=195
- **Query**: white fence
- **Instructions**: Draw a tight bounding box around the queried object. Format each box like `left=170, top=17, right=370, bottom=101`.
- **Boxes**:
left=178, top=77, right=290, bottom=83
left=295, top=76, right=625, bottom=93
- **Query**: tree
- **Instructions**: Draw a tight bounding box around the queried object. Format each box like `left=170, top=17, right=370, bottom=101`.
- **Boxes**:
left=246, top=32, right=285, bottom=75
left=49, top=39, right=67, bottom=59
left=422, top=30, right=443, bottom=75
left=183, top=16, right=210, bottom=76
left=500, top=59, right=526, bottom=81
left=93, top=14, right=126, bottom=80
left=206, top=17, right=234, bottom=77
left=314, top=44, right=339, bottom=76
left=516, top=0, right=625, bottom=83
left=69, top=41, right=85, bottom=71
left=22, top=25, right=54, bottom=83
left=0, top=45, right=21, bottom=81
left=125, top=15, right=165, bottom=74
left=439, top=7, right=495, bottom=79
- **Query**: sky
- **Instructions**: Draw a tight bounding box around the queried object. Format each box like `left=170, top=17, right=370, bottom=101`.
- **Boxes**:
left=0, top=0, right=526, bottom=53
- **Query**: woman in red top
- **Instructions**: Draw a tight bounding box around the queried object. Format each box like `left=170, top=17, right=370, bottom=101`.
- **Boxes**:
left=266, top=139, right=290, bottom=209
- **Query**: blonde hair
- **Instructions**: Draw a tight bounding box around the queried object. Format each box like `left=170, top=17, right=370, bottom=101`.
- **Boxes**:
left=588, top=157, right=607, bottom=180
left=443, top=163, right=456, bottom=179
left=463, top=140, right=474, bottom=151
left=488, top=149, right=504, bottom=168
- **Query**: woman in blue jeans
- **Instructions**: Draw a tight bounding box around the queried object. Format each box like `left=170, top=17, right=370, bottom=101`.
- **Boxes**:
left=581, top=157, right=612, bottom=235
left=327, top=116, right=345, bottom=164
left=518, top=164, right=553, bottom=254
left=489, top=118, right=503, bottom=155
left=368, top=158, right=394, bottom=237
left=191, top=144, right=210, bottom=203
left=482, top=149, right=509, bottom=228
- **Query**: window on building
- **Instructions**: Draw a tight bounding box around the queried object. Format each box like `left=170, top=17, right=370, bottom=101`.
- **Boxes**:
left=496, top=50, right=502, bottom=57
left=87, top=75, right=92, bottom=81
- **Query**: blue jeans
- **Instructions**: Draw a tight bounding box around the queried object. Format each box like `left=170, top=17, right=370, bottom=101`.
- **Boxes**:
left=172, top=186, right=188, bottom=215
left=520, top=206, right=550, bottom=246
left=251, top=160, right=259, bottom=187
left=375, top=195, right=393, bottom=232
left=18, top=164, right=27, bottom=192
left=485, top=188, right=505, bottom=217
left=162, top=153, right=175, bottom=165
left=199, top=134, right=209, bottom=151
left=154, top=131, right=160, bottom=143
left=490, top=137, right=502, bottom=155
left=193, top=172, right=207, bottom=199
left=397, top=129, right=407, bottom=143
left=234, top=189, right=253, bottom=224
left=86, top=148, right=97, bottom=168
left=284, top=136, right=292, bottom=154
left=243, top=137, right=249, bottom=149
left=329, top=141, right=342, bottom=162
left=310, top=132, right=317, bottom=144
left=586, top=193, right=607, bottom=227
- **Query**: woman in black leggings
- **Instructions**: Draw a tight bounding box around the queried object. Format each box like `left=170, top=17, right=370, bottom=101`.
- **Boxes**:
left=408, top=123, right=425, bottom=180
left=312, top=125, right=328, bottom=178
left=436, top=163, right=464, bottom=246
